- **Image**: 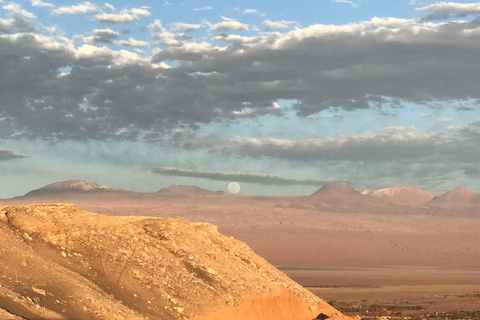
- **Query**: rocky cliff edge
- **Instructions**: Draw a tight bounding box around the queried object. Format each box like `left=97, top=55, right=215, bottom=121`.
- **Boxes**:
left=0, top=204, right=355, bottom=320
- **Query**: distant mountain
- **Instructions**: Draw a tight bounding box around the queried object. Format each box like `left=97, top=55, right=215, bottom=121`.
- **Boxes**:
left=22, top=179, right=114, bottom=197
left=302, top=183, right=374, bottom=211
left=155, top=185, right=226, bottom=197
left=310, top=182, right=364, bottom=201
left=430, top=187, right=476, bottom=207
left=367, top=185, right=438, bottom=205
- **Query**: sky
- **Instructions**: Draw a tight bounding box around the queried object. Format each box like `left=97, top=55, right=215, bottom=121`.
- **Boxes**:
left=1, top=0, right=480, bottom=197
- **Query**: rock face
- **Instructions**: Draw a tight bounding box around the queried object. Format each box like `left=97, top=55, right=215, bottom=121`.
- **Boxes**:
left=0, top=204, right=353, bottom=320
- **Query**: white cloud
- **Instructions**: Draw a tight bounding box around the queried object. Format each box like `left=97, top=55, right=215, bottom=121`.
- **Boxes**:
left=209, top=20, right=249, bottom=31
left=3, top=3, right=36, bottom=18
left=95, top=7, right=151, bottom=23
left=51, top=2, right=99, bottom=15
left=419, top=2, right=480, bottom=13
left=333, top=0, right=360, bottom=7
left=31, top=0, right=54, bottom=8
left=172, top=22, right=203, bottom=32
left=438, top=117, right=453, bottom=122
left=146, top=19, right=164, bottom=31
left=243, top=9, right=258, bottom=14
left=262, top=19, right=295, bottom=30
left=153, top=31, right=193, bottom=47
left=115, top=38, right=150, bottom=47
left=104, top=3, right=115, bottom=10
left=193, top=5, right=212, bottom=11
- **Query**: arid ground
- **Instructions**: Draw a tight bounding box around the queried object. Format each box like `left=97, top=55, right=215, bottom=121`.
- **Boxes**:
left=285, top=267, right=480, bottom=319
left=2, top=181, right=480, bottom=319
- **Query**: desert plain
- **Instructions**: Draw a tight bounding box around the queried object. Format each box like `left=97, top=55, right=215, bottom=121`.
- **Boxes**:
left=1, top=180, right=479, bottom=319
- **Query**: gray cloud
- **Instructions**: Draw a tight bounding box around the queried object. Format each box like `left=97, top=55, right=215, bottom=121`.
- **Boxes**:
left=146, top=166, right=334, bottom=186
left=462, top=165, right=480, bottom=176
left=2, top=9, right=480, bottom=143
left=208, top=126, right=480, bottom=163
left=0, top=16, right=37, bottom=33
left=74, top=28, right=118, bottom=44
left=0, top=148, right=26, bottom=161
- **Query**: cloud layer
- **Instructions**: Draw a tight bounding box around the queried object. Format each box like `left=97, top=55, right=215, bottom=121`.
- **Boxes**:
left=146, top=167, right=334, bottom=186
left=0, top=149, right=26, bottom=161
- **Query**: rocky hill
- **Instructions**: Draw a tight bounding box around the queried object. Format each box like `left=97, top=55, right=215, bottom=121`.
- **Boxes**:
left=0, top=204, right=353, bottom=320
left=22, top=180, right=114, bottom=196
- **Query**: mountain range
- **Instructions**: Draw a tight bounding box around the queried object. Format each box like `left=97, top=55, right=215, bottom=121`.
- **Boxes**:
left=7, top=179, right=479, bottom=209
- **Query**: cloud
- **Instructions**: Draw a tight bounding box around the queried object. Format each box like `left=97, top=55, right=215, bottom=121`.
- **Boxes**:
left=208, top=126, right=480, bottom=163
left=3, top=3, right=36, bottom=18
left=145, top=166, right=334, bottom=186
left=31, top=0, right=54, bottom=8
left=146, top=19, right=164, bottom=31
left=333, top=0, right=359, bottom=7
left=171, top=22, right=203, bottom=32
left=0, top=16, right=37, bottom=33
left=462, top=165, right=480, bottom=176
left=105, top=3, right=115, bottom=10
left=243, top=9, right=258, bottom=14
left=153, top=31, right=193, bottom=47
left=262, top=19, right=295, bottom=30
left=418, top=2, right=480, bottom=20
left=192, top=6, right=212, bottom=11
left=51, top=2, right=99, bottom=15
left=3, top=10, right=480, bottom=143
left=0, top=148, right=27, bottom=161
left=94, top=7, right=151, bottom=23
left=209, top=19, right=249, bottom=31
left=438, top=117, right=453, bottom=122
left=419, top=2, right=480, bottom=14
left=74, top=28, right=118, bottom=44
left=212, top=34, right=261, bottom=44
left=114, top=38, right=150, bottom=47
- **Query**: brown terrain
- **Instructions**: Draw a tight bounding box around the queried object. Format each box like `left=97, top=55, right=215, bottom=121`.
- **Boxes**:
left=0, top=203, right=353, bottom=320
left=4, top=180, right=479, bottom=268
left=1, top=180, right=479, bottom=319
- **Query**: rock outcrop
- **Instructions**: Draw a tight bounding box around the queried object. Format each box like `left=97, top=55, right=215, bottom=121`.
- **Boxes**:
left=0, top=204, right=354, bottom=320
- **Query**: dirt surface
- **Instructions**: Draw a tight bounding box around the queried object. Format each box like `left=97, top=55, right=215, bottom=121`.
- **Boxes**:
left=0, top=203, right=354, bottom=320
left=309, top=285, right=480, bottom=320
left=284, top=268, right=480, bottom=320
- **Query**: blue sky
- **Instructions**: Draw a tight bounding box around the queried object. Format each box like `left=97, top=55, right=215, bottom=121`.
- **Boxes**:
left=1, top=0, right=480, bottom=197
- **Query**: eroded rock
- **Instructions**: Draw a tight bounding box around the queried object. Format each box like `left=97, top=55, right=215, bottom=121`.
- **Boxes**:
left=0, top=203, right=355, bottom=320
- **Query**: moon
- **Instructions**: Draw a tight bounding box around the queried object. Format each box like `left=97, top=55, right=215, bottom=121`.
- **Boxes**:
left=228, top=182, right=241, bottom=194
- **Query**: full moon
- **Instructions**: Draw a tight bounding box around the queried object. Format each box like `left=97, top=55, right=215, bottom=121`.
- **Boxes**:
left=227, top=182, right=241, bottom=194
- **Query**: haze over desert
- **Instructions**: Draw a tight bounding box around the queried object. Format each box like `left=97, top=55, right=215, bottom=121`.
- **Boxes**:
left=1, top=0, right=480, bottom=318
